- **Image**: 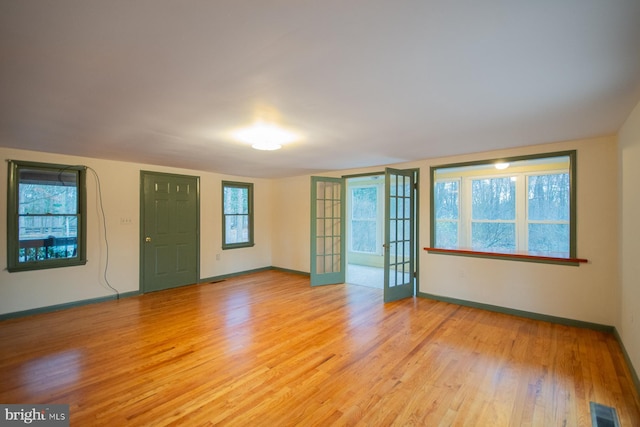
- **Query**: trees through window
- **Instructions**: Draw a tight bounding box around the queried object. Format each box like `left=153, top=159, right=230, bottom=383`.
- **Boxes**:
left=431, top=152, right=575, bottom=260
left=222, top=181, right=254, bottom=249
left=7, top=161, right=87, bottom=272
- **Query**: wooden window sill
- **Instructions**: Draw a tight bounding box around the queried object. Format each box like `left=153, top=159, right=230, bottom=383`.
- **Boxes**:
left=423, top=247, right=588, bottom=266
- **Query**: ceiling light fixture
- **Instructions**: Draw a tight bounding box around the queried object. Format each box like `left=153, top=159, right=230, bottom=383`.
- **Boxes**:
left=495, top=162, right=510, bottom=170
left=233, top=122, right=298, bottom=151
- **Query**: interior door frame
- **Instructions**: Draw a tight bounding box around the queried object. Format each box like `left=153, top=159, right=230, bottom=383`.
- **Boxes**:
left=336, top=169, right=420, bottom=299
left=345, top=172, right=385, bottom=286
left=140, top=170, right=200, bottom=293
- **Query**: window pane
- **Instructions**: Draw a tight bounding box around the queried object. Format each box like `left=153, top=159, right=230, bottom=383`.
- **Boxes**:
left=471, top=222, right=516, bottom=252
left=528, top=173, right=569, bottom=221
left=390, top=197, right=397, bottom=220
left=225, top=215, right=249, bottom=244
left=528, top=224, right=569, bottom=254
left=19, top=170, right=78, bottom=215
left=352, top=220, right=376, bottom=252
left=436, top=220, right=458, bottom=249
left=435, top=181, right=459, bottom=220
left=352, top=187, right=377, bottom=220
left=223, top=187, right=248, bottom=214
left=472, top=177, right=515, bottom=220
left=18, top=216, right=78, bottom=262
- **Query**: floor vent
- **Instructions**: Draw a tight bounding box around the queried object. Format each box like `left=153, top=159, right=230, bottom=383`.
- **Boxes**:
left=590, top=402, right=621, bottom=427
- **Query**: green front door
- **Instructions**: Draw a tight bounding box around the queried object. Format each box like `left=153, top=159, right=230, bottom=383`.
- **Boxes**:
left=141, top=172, right=199, bottom=292
left=383, top=168, right=417, bottom=302
left=310, top=176, right=346, bottom=286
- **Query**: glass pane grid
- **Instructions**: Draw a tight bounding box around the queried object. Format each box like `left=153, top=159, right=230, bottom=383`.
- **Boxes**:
left=433, top=155, right=572, bottom=258
left=314, top=180, right=342, bottom=276
left=13, top=164, right=84, bottom=268
left=386, top=171, right=414, bottom=292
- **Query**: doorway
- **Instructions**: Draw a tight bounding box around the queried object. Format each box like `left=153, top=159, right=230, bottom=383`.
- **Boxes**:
left=310, top=168, right=418, bottom=302
left=346, top=175, right=385, bottom=289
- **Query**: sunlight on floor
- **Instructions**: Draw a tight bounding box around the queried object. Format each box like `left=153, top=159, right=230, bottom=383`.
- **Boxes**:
left=346, top=264, right=383, bottom=289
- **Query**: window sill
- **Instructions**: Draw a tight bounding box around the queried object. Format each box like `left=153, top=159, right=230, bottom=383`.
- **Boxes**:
left=8, top=259, right=88, bottom=273
left=222, top=243, right=255, bottom=250
left=423, top=247, right=588, bottom=266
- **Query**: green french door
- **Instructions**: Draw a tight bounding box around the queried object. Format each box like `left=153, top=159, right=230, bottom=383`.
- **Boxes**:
left=310, top=177, right=345, bottom=286
left=141, top=171, right=199, bottom=293
left=384, top=168, right=417, bottom=302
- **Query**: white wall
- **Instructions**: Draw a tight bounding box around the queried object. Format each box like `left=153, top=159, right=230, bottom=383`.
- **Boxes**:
left=272, top=136, right=620, bottom=326
left=619, top=100, right=640, bottom=379
left=1, top=134, right=624, bottom=331
left=271, top=175, right=311, bottom=272
left=421, top=136, right=618, bottom=325
left=0, top=147, right=272, bottom=315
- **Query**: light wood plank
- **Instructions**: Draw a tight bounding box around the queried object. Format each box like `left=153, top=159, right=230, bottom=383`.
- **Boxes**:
left=1, top=270, right=638, bottom=426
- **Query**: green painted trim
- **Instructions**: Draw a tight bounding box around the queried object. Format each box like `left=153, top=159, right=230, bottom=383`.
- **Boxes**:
left=199, top=266, right=273, bottom=283
left=7, top=160, right=88, bottom=272
left=430, top=150, right=577, bottom=170
left=430, top=165, right=436, bottom=249
left=270, top=266, right=310, bottom=276
left=199, top=265, right=311, bottom=283
left=341, top=171, right=385, bottom=179
left=569, top=150, right=577, bottom=259
left=612, top=328, right=640, bottom=401
left=0, top=291, right=140, bottom=321
left=418, top=292, right=614, bottom=333
left=221, top=181, right=254, bottom=250
left=413, top=168, right=420, bottom=295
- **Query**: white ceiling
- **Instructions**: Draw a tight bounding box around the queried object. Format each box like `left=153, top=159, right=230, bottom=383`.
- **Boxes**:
left=1, top=1, right=640, bottom=178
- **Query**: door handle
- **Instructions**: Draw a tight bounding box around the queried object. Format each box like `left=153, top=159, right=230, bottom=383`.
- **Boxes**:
left=145, top=237, right=152, bottom=242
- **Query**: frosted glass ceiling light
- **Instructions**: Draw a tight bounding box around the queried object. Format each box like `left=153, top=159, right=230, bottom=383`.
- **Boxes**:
left=233, top=122, right=298, bottom=151
left=495, top=162, right=510, bottom=170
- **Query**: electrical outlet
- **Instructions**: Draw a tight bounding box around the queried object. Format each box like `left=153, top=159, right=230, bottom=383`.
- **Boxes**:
left=216, top=253, right=221, bottom=261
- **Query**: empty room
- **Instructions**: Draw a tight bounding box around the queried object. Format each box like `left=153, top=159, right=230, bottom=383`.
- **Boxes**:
left=1, top=1, right=640, bottom=426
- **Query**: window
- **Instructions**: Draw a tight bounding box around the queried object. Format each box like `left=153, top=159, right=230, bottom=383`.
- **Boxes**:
left=430, top=151, right=577, bottom=262
left=222, top=181, right=254, bottom=249
left=7, top=160, right=87, bottom=272
left=349, top=185, right=381, bottom=254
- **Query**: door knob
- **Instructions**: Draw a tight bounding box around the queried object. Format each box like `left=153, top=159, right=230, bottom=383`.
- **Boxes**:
left=145, top=237, right=152, bottom=242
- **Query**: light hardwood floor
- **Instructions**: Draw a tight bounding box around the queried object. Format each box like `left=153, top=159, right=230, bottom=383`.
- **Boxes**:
left=1, top=270, right=639, bottom=426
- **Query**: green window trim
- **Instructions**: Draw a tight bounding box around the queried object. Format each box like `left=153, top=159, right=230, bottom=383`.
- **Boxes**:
left=7, top=160, right=87, bottom=272
left=222, top=181, right=254, bottom=250
left=429, top=150, right=580, bottom=265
